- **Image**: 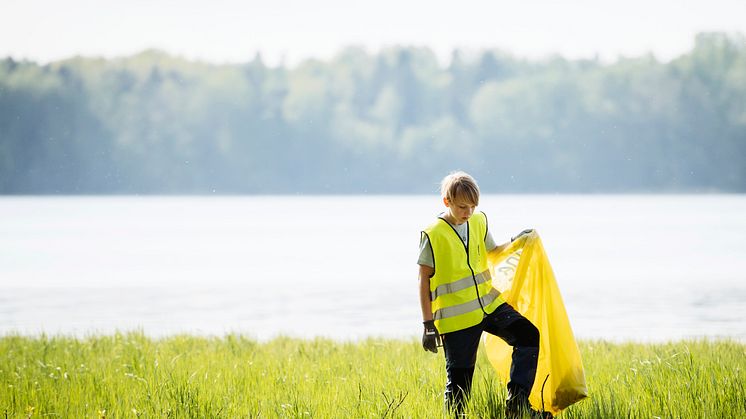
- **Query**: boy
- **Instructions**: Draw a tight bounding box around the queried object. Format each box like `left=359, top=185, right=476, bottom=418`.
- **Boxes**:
left=418, top=171, right=546, bottom=418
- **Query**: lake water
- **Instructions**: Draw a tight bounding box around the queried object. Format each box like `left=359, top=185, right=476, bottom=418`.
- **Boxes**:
left=1, top=195, right=745, bottom=342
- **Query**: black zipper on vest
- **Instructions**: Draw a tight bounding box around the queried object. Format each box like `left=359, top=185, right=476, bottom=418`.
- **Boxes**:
left=439, top=217, right=486, bottom=313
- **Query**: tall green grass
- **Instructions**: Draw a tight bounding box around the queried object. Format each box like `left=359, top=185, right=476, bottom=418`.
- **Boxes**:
left=1, top=333, right=743, bottom=418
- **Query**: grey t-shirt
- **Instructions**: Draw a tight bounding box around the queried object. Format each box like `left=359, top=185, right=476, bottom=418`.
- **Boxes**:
left=418, top=214, right=498, bottom=268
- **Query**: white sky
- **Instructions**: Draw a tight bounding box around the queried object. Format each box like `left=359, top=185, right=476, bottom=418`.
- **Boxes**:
left=1, top=0, right=745, bottom=66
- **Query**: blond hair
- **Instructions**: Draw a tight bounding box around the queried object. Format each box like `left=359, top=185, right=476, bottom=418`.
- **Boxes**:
left=440, top=171, right=480, bottom=205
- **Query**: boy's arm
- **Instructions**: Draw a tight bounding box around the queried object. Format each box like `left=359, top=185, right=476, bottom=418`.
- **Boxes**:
left=418, top=264, right=435, bottom=321
left=488, top=228, right=534, bottom=256
left=488, top=241, right=510, bottom=256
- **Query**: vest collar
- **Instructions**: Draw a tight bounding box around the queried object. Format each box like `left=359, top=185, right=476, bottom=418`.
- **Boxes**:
left=437, top=216, right=470, bottom=250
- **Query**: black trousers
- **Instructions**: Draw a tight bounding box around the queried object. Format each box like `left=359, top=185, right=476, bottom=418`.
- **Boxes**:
left=441, top=302, right=540, bottom=413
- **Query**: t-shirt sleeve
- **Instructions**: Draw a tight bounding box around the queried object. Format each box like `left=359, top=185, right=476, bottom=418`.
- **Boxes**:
left=418, top=233, right=435, bottom=268
left=485, top=227, right=498, bottom=251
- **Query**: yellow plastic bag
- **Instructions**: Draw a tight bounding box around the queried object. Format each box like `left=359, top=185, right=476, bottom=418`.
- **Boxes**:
left=485, top=231, right=587, bottom=415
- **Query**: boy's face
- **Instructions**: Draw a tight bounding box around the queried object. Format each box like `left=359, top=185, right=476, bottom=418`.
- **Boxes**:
left=444, top=196, right=476, bottom=225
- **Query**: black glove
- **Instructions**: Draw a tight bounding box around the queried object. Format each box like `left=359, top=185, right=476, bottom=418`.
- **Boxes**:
left=422, top=320, right=441, bottom=353
left=511, top=229, right=534, bottom=242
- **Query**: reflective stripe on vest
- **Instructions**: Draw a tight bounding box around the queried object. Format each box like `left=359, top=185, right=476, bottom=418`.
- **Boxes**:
left=431, top=270, right=492, bottom=301
left=433, top=287, right=501, bottom=321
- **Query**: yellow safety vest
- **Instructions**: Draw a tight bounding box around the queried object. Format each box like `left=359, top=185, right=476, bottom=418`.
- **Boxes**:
left=422, top=211, right=505, bottom=334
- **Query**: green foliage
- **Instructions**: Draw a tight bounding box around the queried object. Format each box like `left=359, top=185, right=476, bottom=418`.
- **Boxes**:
left=1, top=334, right=743, bottom=418
left=1, top=33, right=745, bottom=194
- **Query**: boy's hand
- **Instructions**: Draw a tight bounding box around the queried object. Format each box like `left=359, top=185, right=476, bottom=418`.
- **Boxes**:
left=422, top=320, right=441, bottom=353
left=511, top=228, right=534, bottom=242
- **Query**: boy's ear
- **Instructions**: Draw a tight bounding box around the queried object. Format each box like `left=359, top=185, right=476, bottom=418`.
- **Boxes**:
left=443, top=197, right=450, bottom=207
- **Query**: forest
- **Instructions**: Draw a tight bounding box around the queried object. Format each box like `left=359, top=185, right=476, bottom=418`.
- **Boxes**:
left=1, top=32, right=744, bottom=194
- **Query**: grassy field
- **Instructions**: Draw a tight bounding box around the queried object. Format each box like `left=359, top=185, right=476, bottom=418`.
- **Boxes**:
left=1, top=333, right=743, bottom=418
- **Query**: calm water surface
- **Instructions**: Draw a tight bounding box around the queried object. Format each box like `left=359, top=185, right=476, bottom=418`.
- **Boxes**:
left=1, top=195, right=744, bottom=341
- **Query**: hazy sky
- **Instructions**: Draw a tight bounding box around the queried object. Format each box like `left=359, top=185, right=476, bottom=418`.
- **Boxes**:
left=2, top=0, right=745, bottom=66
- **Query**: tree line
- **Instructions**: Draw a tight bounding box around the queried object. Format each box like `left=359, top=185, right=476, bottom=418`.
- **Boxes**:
left=1, top=32, right=744, bottom=194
